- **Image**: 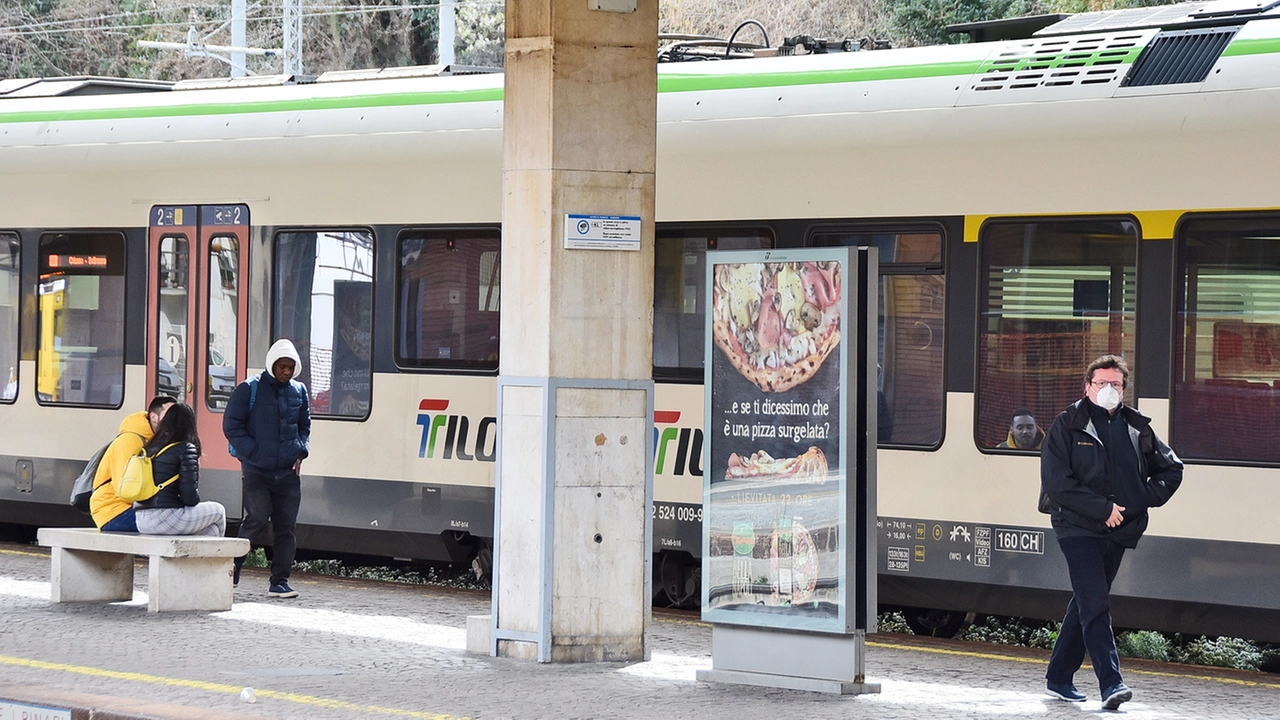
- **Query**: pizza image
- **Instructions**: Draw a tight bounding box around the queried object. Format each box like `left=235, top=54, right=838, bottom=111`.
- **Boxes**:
left=790, top=520, right=819, bottom=604
left=725, top=446, right=829, bottom=481
left=712, top=261, right=841, bottom=393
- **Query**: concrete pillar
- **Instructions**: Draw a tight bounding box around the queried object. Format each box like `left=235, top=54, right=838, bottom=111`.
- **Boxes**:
left=493, top=0, right=657, bottom=663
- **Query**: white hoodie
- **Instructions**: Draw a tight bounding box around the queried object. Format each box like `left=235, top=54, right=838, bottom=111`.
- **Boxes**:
left=265, top=338, right=302, bottom=376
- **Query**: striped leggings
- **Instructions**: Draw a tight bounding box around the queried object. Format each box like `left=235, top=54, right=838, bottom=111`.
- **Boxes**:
left=135, top=502, right=227, bottom=537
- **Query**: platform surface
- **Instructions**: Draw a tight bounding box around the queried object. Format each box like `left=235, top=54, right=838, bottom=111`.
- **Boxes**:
left=2, top=540, right=1278, bottom=720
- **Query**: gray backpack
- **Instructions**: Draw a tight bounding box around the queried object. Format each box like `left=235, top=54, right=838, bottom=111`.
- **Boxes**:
left=69, top=431, right=141, bottom=513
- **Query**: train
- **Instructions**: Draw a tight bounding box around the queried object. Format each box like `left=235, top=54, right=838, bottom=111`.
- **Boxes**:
left=3, top=0, right=1280, bottom=641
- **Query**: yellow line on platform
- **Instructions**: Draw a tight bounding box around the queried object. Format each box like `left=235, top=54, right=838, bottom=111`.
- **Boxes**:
left=866, top=640, right=1047, bottom=666
left=0, top=654, right=466, bottom=719
left=863, top=641, right=1280, bottom=690
left=1127, top=666, right=1280, bottom=690
left=654, top=616, right=710, bottom=628
left=0, top=548, right=46, bottom=558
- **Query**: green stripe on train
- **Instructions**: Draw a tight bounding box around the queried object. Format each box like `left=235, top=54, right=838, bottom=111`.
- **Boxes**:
left=656, top=60, right=985, bottom=93
left=0, top=59, right=987, bottom=125
left=0, top=87, right=504, bottom=125
left=1222, top=36, right=1280, bottom=57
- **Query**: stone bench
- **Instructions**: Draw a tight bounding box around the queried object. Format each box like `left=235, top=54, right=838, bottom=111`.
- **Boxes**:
left=37, top=527, right=250, bottom=612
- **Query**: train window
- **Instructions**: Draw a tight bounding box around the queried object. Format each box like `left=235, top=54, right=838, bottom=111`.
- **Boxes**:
left=396, top=229, right=501, bottom=372
left=206, top=235, right=239, bottom=411
left=156, top=235, right=190, bottom=403
left=1, top=233, right=17, bottom=403
left=1173, top=216, right=1280, bottom=464
left=274, top=230, right=374, bottom=418
left=653, top=228, right=774, bottom=379
left=36, top=232, right=127, bottom=407
left=976, top=219, right=1137, bottom=451
left=811, top=229, right=945, bottom=447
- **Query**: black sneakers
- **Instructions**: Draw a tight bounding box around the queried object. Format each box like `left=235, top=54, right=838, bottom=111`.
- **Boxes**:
left=1045, top=682, right=1087, bottom=702
left=1103, top=683, right=1133, bottom=710
left=268, top=582, right=299, bottom=599
left=232, top=562, right=241, bottom=588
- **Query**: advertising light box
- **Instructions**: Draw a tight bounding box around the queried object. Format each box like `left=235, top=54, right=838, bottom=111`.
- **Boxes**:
left=702, top=247, right=870, bottom=634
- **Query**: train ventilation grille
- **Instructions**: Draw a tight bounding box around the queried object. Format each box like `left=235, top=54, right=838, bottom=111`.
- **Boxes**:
left=973, top=33, right=1146, bottom=92
left=1122, top=26, right=1240, bottom=87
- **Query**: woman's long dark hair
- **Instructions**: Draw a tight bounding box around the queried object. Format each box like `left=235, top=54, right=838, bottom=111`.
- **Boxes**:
left=145, top=401, right=201, bottom=456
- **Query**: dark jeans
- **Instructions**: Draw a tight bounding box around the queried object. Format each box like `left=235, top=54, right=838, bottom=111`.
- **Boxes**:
left=236, top=471, right=301, bottom=586
left=1047, top=536, right=1127, bottom=692
left=100, top=506, right=138, bottom=533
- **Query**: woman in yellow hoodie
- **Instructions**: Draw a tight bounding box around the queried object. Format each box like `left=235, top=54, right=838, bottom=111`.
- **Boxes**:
left=89, top=395, right=175, bottom=532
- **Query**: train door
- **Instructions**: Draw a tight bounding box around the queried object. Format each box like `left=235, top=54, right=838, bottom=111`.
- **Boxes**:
left=147, top=205, right=250, bottom=471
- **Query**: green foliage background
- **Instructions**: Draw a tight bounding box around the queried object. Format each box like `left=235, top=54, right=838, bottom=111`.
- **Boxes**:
left=888, top=0, right=1176, bottom=46
left=1, top=0, right=1193, bottom=80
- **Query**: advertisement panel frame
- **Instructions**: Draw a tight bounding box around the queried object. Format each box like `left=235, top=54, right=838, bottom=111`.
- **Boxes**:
left=701, top=246, right=874, bottom=636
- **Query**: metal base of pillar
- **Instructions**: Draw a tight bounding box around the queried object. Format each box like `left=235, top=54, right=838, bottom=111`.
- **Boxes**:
left=696, top=668, right=881, bottom=695
left=700, top=624, right=879, bottom=695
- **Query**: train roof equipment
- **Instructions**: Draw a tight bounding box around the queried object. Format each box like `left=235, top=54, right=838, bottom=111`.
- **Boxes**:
left=2, top=0, right=1279, bottom=130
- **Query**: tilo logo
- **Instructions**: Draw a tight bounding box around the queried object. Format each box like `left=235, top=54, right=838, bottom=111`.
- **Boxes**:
left=653, top=411, right=703, bottom=477
left=416, top=399, right=497, bottom=462
left=417, top=401, right=701, bottom=473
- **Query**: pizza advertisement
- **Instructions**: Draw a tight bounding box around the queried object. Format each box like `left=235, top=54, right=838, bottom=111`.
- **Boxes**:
left=702, top=248, right=858, bottom=634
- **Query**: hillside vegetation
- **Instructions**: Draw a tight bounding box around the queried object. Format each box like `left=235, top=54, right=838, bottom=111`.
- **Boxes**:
left=1, top=0, right=1181, bottom=80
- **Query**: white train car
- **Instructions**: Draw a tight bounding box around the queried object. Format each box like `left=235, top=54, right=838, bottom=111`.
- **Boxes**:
left=2, top=1, right=1279, bottom=640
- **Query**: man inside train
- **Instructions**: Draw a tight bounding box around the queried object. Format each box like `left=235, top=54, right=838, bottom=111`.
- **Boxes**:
left=90, top=395, right=177, bottom=532
left=1039, top=354, right=1183, bottom=710
left=996, top=408, right=1044, bottom=450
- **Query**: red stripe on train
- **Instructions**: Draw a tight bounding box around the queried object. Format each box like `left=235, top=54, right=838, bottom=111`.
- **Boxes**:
left=419, top=399, right=450, bottom=411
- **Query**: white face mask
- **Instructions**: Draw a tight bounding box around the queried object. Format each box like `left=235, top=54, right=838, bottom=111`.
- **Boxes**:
left=1097, top=384, right=1121, bottom=410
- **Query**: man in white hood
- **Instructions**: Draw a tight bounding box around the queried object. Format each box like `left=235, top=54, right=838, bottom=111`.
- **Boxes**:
left=224, top=338, right=312, bottom=598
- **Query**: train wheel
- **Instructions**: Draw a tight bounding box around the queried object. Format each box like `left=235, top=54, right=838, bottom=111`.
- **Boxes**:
left=902, top=607, right=972, bottom=638
left=470, top=546, right=492, bottom=583
left=657, top=551, right=699, bottom=608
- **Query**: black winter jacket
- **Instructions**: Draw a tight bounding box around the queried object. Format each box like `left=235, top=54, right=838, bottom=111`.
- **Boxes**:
left=223, top=371, right=311, bottom=479
left=133, top=442, right=201, bottom=509
left=1040, top=399, right=1183, bottom=548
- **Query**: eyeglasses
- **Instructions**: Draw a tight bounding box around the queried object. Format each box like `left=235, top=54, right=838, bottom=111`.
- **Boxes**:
left=1090, top=380, right=1124, bottom=390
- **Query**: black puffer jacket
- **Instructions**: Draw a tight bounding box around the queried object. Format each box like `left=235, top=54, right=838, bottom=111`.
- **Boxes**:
left=223, top=372, right=311, bottom=479
left=1040, top=399, right=1183, bottom=548
left=133, top=442, right=201, bottom=509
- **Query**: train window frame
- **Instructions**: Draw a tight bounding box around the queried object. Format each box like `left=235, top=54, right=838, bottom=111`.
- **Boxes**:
left=155, top=233, right=191, bottom=404
left=0, top=232, right=19, bottom=405
left=807, top=222, right=948, bottom=451
left=393, top=226, right=502, bottom=374
left=205, top=234, right=241, bottom=413
left=974, top=215, right=1140, bottom=456
left=35, top=231, right=128, bottom=409
left=1171, top=211, right=1280, bottom=467
left=272, top=227, right=376, bottom=422
left=652, top=224, right=776, bottom=383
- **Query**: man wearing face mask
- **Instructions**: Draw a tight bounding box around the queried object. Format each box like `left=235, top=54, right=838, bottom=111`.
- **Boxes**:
left=1040, top=354, right=1182, bottom=710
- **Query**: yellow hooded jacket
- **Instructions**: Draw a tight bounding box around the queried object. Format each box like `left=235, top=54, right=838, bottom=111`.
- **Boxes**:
left=88, top=411, right=153, bottom=528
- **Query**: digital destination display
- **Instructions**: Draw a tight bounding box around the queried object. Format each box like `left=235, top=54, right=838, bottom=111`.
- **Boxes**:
left=46, top=254, right=109, bottom=269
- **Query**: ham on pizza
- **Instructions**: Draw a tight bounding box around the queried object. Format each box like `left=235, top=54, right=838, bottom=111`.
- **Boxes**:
left=725, top=446, right=829, bottom=481
left=712, top=261, right=841, bottom=393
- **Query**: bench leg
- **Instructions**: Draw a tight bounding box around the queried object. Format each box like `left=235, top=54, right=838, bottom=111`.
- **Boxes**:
left=50, top=547, right=134, bottom=603
left=148, top=556, right=235, bottom=612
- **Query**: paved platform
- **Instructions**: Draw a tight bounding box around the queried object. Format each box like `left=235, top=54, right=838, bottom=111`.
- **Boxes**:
left=2, top=540, right=1278, bottom=720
